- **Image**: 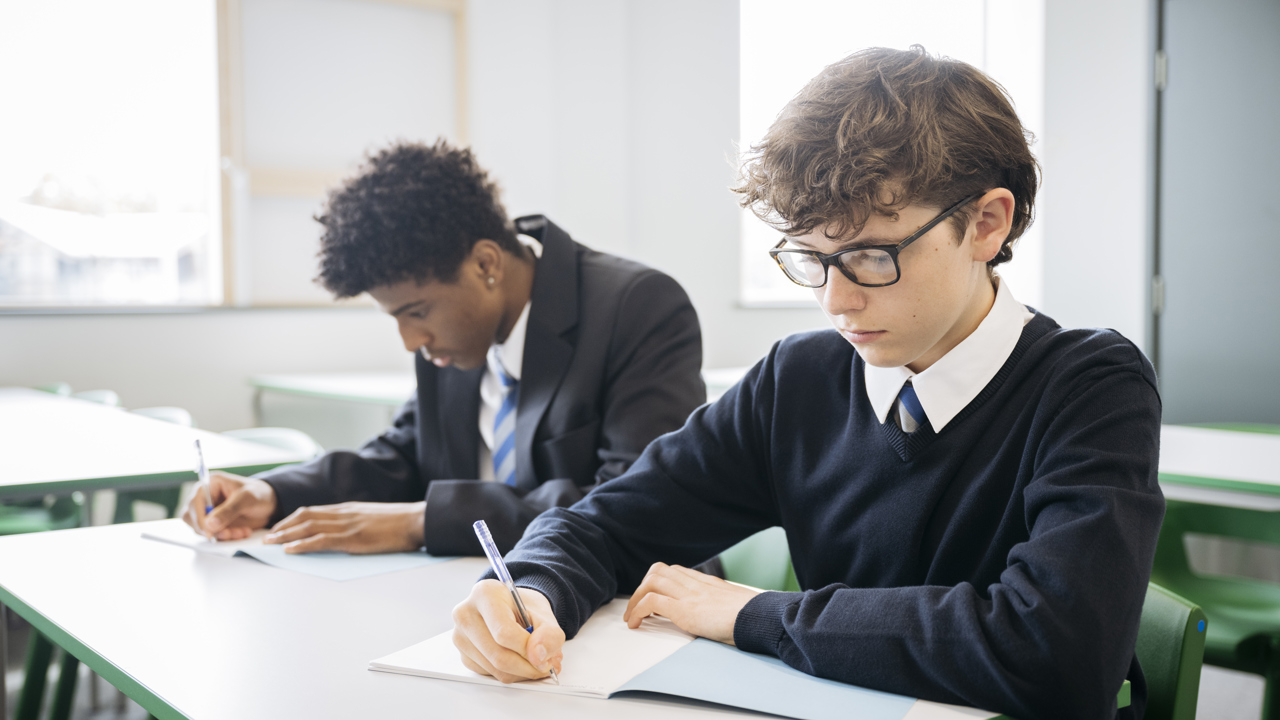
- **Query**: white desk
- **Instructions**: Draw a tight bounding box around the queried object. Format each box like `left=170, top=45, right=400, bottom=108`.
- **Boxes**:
left=0, top=387, right=315, bottom=715
left=247, top=373, right=417, bottom=450
left=0, top=522, right=1010, bottom=720
left=248, top=373, right=418, bottom=407
left=1158, top=425, right=1280, bottom=510
left=0, top=387, right=309, bottom=500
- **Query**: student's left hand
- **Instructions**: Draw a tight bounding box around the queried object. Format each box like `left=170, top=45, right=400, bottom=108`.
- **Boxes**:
left=622, top=562, right=763, bottom=645
left=263, top=501, right=426, bottom=554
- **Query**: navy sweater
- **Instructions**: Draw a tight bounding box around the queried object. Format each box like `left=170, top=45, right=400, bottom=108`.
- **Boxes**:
left=501, top=312, right=1164, bottom=720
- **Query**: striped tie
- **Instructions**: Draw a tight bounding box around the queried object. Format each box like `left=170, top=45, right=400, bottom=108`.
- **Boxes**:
left=897, top=383, right=926, bottom=431
left=493, top=369, right=519, bottom=486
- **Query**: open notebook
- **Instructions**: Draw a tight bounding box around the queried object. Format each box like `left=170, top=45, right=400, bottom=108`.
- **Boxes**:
left=369, top=598, right=1000, bottom=720
left=140, top=518, right=455, bottom=581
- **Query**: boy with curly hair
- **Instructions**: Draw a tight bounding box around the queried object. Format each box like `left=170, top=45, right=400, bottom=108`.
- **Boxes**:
left=451, top=47, right=1163, bottom=720
left=183, top=140, right=705, bottom=558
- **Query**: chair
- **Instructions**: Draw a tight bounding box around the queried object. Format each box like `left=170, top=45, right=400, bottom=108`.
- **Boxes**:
left=719, top=526, right=799, bottom=592
left=71, top=389, right=121, bottom=407
left=1150, top=423, right=1280, bottom=719
left=32, top=382, right=72, bottom=397
left=1137, top=583, right=1208, bottom=720
left=222, top=427, right=324, bottom=459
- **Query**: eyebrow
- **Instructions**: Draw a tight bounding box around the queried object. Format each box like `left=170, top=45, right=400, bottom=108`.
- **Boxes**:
left=788, top=235, right=895, bottom=251
left=389, top=299, right=427, bottom=317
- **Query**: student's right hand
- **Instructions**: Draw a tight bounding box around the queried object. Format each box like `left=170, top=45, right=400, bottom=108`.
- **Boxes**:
left=452, top=580, right=565, bottom=683
left=180, top=471, right=278, bottom=541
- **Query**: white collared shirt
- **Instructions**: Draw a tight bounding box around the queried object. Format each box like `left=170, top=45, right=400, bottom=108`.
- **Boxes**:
left=476, top=235, right=541, bottom=481
left=864, top=277, right=1034, bottom=433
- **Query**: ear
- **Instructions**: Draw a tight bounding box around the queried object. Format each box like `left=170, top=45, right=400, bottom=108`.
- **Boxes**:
left=470, top=239, right=503, bottom=286
left=968, top=189, right=1015, bottom=264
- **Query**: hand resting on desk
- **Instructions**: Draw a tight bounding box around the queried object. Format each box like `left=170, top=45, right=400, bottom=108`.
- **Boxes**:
left=264, top=501, right=426, bottom=554
left=451, top=563, right=760, bottom=683
left=181, top=471, right=276, bottom=541
left=623, top=562, right=760, bottom=645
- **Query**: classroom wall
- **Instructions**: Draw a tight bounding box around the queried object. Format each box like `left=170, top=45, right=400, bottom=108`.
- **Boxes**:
left=0, top=0, right=1156, bottom=431
left=0, top=308, right=412, bottom=431
left=1039, top=0, right=1154, bottom=352
left=467, top=0, right=830, bottom=371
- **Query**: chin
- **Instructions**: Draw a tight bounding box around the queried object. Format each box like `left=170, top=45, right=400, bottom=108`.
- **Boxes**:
left=852, top=346, right=909, bottom=369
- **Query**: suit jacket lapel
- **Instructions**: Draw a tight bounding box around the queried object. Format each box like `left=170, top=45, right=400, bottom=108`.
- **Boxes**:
left=513, top=216, right=580, bottom=490
left=436, top=362, right=483, bottom=480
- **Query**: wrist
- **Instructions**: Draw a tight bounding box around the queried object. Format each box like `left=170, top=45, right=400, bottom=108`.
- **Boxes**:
left=409, top=500, right=426, bottom=548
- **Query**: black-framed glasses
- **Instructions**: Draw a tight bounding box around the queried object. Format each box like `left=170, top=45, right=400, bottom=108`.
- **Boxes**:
left=768, top=193, right=981, bottom=289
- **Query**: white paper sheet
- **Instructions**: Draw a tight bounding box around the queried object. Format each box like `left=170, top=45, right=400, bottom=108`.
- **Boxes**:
left=370, top=598, right=694, bottom=697
left=141, top=518, right=455, bottom=581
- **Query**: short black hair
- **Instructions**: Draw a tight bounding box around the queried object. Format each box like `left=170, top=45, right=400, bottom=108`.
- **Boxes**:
left=315, top=140, right=521, bottom=298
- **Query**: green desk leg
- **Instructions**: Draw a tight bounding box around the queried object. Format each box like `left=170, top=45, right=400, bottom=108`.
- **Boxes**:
left=16, top=633, right=54, bottom=720
left=1, top=602, right=6, bottom=720
left=49, top=651, right=79, bottom=720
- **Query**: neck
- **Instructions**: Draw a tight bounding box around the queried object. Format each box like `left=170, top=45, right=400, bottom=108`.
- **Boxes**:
left=495, top=245, right=536, bottom=344
left=906, top=273, right=997, bottom=374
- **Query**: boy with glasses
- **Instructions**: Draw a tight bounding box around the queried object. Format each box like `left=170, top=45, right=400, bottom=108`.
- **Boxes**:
left=450, top=47, right=1163, bottom=720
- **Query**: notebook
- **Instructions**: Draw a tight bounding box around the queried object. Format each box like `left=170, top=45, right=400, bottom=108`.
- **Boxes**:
left=140, top=518, right=456, bottom=581
left=369, top=598, right=999, bottom=720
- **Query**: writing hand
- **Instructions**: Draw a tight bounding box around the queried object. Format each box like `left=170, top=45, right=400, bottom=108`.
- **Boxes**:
left=452, top=580, right=564, bottom=683
left=181, top=471, right=276, bottom=541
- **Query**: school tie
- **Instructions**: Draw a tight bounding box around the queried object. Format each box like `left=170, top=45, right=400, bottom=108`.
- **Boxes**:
left=897, top=382, right=926, bottom=432
left=493, top=368, right=519, bottom=486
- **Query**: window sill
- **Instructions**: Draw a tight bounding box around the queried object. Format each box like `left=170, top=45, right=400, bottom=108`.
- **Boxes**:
left=0, top=303, right=375, bottom=316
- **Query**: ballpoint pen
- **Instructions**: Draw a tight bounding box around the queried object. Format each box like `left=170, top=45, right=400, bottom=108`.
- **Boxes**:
left=473, top=520, right=560, bottom=685
left=194, top=439, right=216, bottom=540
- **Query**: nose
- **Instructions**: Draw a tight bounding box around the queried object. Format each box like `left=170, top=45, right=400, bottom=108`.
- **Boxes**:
left=398, top=320, right=431, bottom=354
left=816, top=268, right=868, bottom=317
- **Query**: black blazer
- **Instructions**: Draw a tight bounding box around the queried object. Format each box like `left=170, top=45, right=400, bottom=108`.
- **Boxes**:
left=259, top=216, right=705, bottom=554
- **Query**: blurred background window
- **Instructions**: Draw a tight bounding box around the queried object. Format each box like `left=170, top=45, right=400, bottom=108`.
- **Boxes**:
left=0, top=0, right=222, bottom=307
left=739, top=0, right=1045, bottom=307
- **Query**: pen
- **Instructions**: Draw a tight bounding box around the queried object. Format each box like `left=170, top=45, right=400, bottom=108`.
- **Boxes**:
left=473, top=520, right=560, bottom=685
left=194, top=439, right=215, bottom=540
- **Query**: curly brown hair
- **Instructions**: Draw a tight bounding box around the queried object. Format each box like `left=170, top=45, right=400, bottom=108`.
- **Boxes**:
left=315, top=140, right=521, bottom=297
left=734, top=46, right=1040, bottom=267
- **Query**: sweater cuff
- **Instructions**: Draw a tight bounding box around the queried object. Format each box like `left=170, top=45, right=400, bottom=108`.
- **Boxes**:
left=734, top=590, right=800, bottom=656
left=475, top=569, right=579, bottom=636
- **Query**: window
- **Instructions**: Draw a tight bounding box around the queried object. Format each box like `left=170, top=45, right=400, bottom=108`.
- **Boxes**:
left=0, top=0, right=221, bottom=306
left=0, top=0, right=465, bottom=309
left=739, top=0, right=1045, bottom=308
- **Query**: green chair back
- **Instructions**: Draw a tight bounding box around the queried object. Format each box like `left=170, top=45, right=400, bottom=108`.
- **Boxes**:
left=32, top=382, right=72, bottom=396
left=72, top=389, right=121, bottom=407
left=1137, top=583, right=1207, bottom=720
left=719, top=526, right=800, bottom=592
left=222, top=427, right=324, bottom=459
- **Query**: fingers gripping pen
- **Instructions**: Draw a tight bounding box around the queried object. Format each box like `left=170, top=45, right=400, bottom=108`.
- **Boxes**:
left=473, top=520, right=560, bottom=685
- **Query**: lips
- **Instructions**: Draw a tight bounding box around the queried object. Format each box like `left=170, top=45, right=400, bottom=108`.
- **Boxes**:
left=839, top=329, right=885, bottom=344
left=419, top=348, right=453, bottom=367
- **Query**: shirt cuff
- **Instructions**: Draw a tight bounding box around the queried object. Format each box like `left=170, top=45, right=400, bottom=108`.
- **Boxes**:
left=734, top=590, right=801, bottom=656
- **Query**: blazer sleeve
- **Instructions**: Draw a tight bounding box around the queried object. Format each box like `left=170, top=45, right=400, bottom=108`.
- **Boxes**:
left=421, top=270, right=706, bottom=556
left=256, top=397, right=425, bottom=524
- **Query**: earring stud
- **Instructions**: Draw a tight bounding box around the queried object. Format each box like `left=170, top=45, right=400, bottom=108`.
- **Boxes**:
left=487, top=277, right=495, bottom=285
